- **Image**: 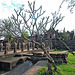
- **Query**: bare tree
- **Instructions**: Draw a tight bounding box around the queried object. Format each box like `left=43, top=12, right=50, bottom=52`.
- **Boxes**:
left=0, top=19, right=12, bottom=42
left=1, top=0, right=74, bottom=74
left=0, top=18, right=22, bottom=42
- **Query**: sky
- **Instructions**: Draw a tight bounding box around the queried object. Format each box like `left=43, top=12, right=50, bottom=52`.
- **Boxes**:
left=0, top=0, right=75, bottom=32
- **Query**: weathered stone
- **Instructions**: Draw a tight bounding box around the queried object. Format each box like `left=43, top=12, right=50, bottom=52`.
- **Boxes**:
left=0, top=43, right=3, bottom=51
left=7, top=43, right=10, bottom=51
left=51, top=39, right=75, bottom=50
left=33, top=52, right=43, bottom=57
left=27, top=42, right=29, bottom=51
left=21, top=43, right=25, bottom=51
left=4, top=43, right=8, bottom=54
left=19, top=43, right=21, bottom=50
left=0, top=56, right=27, bottom=71
left=32, top=43, right=35, bottom=50
left=30, top=42, right=32, bottom=48
left=50, top=53, right=68, bottom=63
left=14, top=42, right=17, bottom=53
left=22, top=60, right=48, bottom=75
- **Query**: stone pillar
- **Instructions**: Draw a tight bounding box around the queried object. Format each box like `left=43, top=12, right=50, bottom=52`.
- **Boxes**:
left=24, top=43, right=25, bottom=50
left=21, top=43, right=23, bottom=51
left=30, top=42, right=32, bottom=48
left=50, top=41, right=52, bottom=50
left=29, top=42, right=30, bottom=49
left=21, top=43, right=25, bottom=51
left=14, top=42, right=17, bottom=53
left=32, top=43, right=35, bottom=50
left=35, top=43, right=39, bottom=49
left=7, top=43, right=10, bottom=51
left=27, top=42, right=29, bottom=51
left=0, top=43, right=3, bottom=51
left=25, top=43, right=27, bottom=49
left=19, top=43, right=21, bottom=50
left=4, top=43, right=8, bottom=54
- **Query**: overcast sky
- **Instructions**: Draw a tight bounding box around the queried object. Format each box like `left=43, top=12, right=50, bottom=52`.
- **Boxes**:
left=0, top=0, right=75, bottom=32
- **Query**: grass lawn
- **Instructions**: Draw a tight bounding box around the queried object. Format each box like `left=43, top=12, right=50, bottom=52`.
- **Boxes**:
left=38, top=52, right=75, bottom=75
left=50, top=49, right=65, bottom=52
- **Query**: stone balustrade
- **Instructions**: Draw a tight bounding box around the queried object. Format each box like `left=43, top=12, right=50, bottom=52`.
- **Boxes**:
left=0, top=43, right=3, bottom=51
left=0, top=41, right=35, bottom=55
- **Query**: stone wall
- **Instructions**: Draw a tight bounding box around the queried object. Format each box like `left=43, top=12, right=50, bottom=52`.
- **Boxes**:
left=50, top=53, right=68, bottom=64
left=32, top=52, right=68, bottom=64
left=52, top=39, right=75, bottom=50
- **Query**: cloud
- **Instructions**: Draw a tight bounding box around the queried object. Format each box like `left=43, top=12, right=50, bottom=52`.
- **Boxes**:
left=0, top=0, right=24, bottom=19
left=11, top=0, right=22, bottom=9
left=1, top=0, right=22, bottom=10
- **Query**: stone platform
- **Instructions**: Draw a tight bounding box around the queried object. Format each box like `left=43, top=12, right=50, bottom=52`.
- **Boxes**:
left=0, top=50, right=68, bottom=73
left=32, top=51, right=68, bottom=64
left=0, top=56, right=27, bottom=71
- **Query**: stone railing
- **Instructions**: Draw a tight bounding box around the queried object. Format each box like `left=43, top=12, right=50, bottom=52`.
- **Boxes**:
left=0, top=42, right=35, bottom=55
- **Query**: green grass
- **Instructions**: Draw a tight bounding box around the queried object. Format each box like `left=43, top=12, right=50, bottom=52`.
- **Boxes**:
left=68, top=53, right=75, bottom=64
left=38, top=52, right=75, bottom=75
left=50, top=49, right=65, bottom=52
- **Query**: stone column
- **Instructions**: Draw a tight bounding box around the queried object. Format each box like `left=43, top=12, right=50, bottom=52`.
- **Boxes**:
left=21, top=43, right=25, bottom=51
left=14, top=42, right=17, bottom=53
left=19, top=43, right=21, bottom=50
left=0, top=43, right=3, bottom=51
left=30, top=42, right=32, bottom=49
left=24, top=43, right=26, bottom=49
left=4, top=43, right=8, bottom=54
left=23, top=43, right=25, bottom=50
left=32, top=43, right=35, bottom=50
left=27, top=42, right=29, bottom=51
left=7, top=43, right=10, bottom=51
left=29, top=42, right=30, bottom=49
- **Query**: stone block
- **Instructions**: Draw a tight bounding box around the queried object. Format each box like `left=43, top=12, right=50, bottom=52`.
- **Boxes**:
left=50, top=53, right=68, bottom=64
left=0, top=56, right=27, bottom=71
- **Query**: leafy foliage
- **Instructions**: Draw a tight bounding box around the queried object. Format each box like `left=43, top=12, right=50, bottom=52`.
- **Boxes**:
left=24, top=31, right=29, bottom=38
left=62, top=33, right=70, bottom=41
left=4, top=34, right=13, bottom=42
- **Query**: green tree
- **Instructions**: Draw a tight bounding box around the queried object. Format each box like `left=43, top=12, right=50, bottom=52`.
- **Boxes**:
left=4, top=34, right=13, bottom=42
left=24, top=31, right=29, bottom=38
left=62, top=33, right=70, bottom=41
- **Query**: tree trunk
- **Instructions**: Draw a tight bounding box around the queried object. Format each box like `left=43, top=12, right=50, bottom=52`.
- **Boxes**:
left=48, top=59, right=53, bottom=75
left=41, top=45, right=57, bottom=71
left=59, top=39, right=74, bottom=55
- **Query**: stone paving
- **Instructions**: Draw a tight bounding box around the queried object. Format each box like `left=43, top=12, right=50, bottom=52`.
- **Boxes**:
left=22, top=60, right=48, bottom=75
left=6, top=61, right=33, bottom=75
